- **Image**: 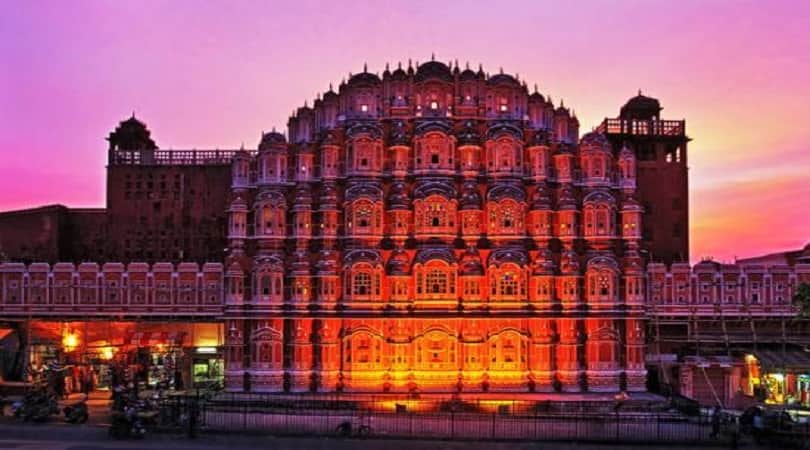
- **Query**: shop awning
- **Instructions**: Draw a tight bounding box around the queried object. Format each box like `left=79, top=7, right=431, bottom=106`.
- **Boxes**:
left=126, top=331, right=186, bottom=347
left=0, top=328, right=13, bottom=342
left=754, top=349, right=810, bottom=372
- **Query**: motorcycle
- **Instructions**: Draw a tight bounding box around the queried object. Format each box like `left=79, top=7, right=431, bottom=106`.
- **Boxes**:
left=109, top=404, right=146, bottom=439
left=63, top=395, right=89, bottom=424
left=12, top=389, right=58, bottom=422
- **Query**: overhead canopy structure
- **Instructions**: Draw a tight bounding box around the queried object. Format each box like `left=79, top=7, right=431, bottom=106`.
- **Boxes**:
left=753, top=348, right=810, bottom=372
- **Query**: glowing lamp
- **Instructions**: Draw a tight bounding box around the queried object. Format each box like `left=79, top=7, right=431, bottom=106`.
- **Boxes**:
left=62, top=332, right=79, bottom=352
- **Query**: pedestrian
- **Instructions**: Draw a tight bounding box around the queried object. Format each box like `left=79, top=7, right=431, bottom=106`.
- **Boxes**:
left=752, top=411, right=764, bottom=444
left=710, top=406, right=721, bottom=438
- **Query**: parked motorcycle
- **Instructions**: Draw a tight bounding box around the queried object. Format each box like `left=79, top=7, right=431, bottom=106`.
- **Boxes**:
left=109, top=404, right=146, bottom=439
left=12, top=389, right=58, bottom=422
left=63, top=395, right=89, bottom=424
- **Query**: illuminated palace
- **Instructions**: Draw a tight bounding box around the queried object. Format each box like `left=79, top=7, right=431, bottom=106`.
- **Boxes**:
left=221, top=59, right=669, bottom=394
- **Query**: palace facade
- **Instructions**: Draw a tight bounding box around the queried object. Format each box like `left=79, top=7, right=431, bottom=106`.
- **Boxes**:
left=221, top=60, right=662, bottom=393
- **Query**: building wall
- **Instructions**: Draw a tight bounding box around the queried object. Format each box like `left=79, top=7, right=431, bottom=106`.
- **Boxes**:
left=105, top=163, right=231, bottom=263
left=0, top=205, right=67, bottom=263
left=0, top=261, right=224, bottom=317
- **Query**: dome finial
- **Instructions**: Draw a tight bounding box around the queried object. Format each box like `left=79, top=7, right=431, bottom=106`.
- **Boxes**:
left=638, top=88, right=642, bottom=96
left=363, top=62, right=367, bottom=73
left=304, top=100, right=308, bottom=107
left=328, top=82, right=333, bottom=91
left=397, top=61, right=402, bottom=69
left=131, top=110, right=136, bottom=119
left=560, top=99, right=564, bottom=108
left=499, top=67, right=504, bottom=74
left=465, top=61, right=470, bottom=70
left=534, top=83, right=538, bottom=93
left=431, top=52, right=435, bottom=61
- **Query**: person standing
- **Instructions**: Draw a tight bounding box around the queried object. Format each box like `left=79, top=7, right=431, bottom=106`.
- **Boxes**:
left=710, top=406, right=721, bottom=438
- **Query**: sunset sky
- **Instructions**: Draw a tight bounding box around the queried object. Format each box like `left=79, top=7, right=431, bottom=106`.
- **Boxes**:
left=0, top=0, right=808, bottom=263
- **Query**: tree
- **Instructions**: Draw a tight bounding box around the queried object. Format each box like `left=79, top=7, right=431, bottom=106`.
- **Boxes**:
left=793, top=283, right=810, bottom=317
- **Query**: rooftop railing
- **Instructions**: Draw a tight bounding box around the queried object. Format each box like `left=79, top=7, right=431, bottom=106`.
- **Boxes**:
left=596, top=118, right=685, bottom=137
left=110, top=148, right=257, bottom=166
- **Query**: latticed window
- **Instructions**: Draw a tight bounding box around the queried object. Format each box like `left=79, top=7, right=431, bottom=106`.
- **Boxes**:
left=599, top=275, right=610, bottom=295
left=426, top=270, right=447, bottom=294
left=353, top=273, right=371, bottom=296
left=355, top=204, right=373, bottom=228
left=499, top=272, right=518, bottom=296
left=463, top=280, right=479, bottom=296
left=425, top=200, right=447, bottom=228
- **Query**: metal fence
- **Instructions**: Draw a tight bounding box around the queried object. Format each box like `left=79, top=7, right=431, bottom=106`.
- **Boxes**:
left=199, top=402, right=714, bottom=444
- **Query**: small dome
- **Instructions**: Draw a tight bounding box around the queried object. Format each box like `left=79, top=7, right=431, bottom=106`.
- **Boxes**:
left=459, top=68, right=477, bottom=81
left=390, top=66, right=408, bottom=81
left=459, top=247, right=484, bottom=276
left=107, top=115, right=157, bottom=151
left=292, top=184, right=312, bottom=207
left=322, top=88, right=339, bottom=102
left=560, top=250, right=580, bottom=274
left=621, top=195, right=642, bottom=211
left=229, top=196, right=248, bottom=211
left=414, top=60, right=453, bottom=83
left=347, top=71, right=381, bottom=86
left=386, top=181, right=410, bottom=210
left=459, top=180, right=482, bottom=210
left=528, top=129, right=551, bottom=146
left=532, top=249, right=556, bottom=275
left=259, top=130, right=286, bottom=150
left=557, top=186, right=577, bottom=210
left=528, top=91, right=545, bottom=103
left=457, top=120, right=480, bottom=146
left=620, top=91, right=662, bottom=120
left=619, top=144, right=634, bottom=159
left=531, top=184, right=552, bottom=210
left=318, top=182, right=339, bottom=208
left=386, top=248, right=411, bottom=275
left=579, top=131, right=611, bottom=150
left=388, top=120, right=410, bottom=146
left=488, top=73, right=520, bottom=87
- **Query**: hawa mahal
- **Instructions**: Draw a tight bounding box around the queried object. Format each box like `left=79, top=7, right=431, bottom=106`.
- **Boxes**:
left=219, top=59, right=679, bottom=394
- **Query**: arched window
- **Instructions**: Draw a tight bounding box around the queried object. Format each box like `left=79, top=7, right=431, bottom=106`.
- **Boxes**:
left=489, top=263, right=526, bottom=301
left=414, top=195, right=456, bottom=236
left=347, top=199, right=382, bottom=237
left=415, top=260, right=456, bottom=299
left=586, top=269, right=616, bottom=303
left=490, top=332, right=525, bottom=370
left=353, top=272, right=371, bottom=295
left=345, top=262, right=381, bottom=301
left=416, top=331, right=456, bottom=370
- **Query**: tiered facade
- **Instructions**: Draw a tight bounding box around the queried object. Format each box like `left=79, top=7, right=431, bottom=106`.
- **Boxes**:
left=223, top=60, right=647, bottom=393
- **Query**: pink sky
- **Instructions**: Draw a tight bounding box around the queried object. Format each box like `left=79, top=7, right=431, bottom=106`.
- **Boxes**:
left=1, top=0, right=808, bottom=263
